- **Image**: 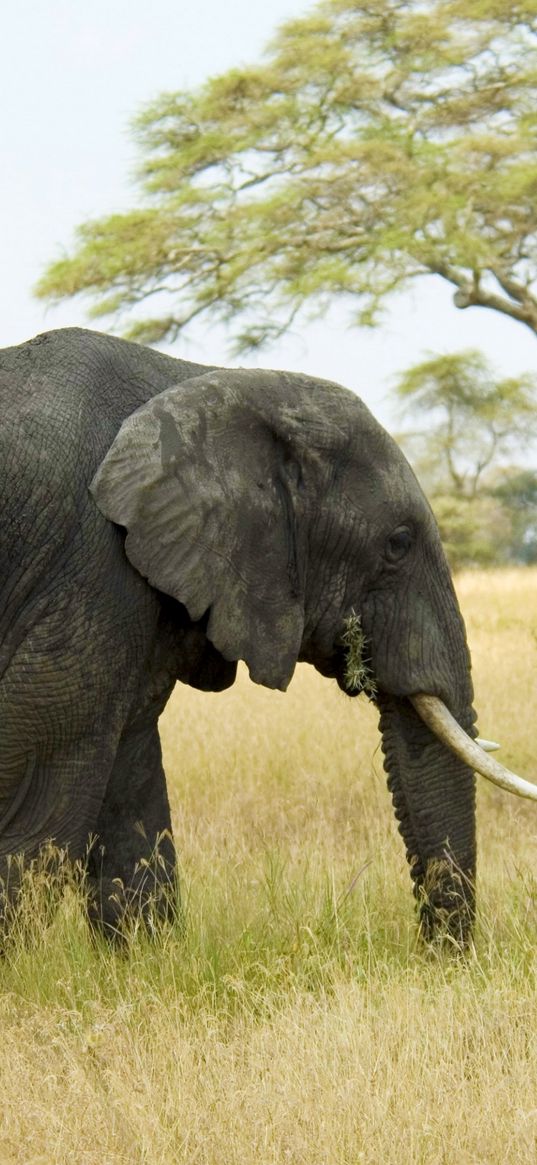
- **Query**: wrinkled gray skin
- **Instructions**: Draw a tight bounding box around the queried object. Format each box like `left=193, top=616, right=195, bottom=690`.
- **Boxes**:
left=0, top=328, right=476, bottom=941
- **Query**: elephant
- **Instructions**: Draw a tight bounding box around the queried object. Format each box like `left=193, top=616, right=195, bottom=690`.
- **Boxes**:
left=0, top=326, right=532, bottom=943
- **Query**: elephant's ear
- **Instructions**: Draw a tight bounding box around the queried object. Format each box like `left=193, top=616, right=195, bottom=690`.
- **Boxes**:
left=91, top=369, right=310, bottom=690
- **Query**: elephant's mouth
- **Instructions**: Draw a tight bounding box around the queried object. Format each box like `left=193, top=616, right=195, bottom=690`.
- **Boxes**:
left=410, top=693, right=537, bottom=802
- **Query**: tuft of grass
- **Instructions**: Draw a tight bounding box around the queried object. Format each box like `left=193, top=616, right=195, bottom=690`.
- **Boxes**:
left=341, top=609, right=377, bottom=696
left=1, top=568, right=537, bottom=1162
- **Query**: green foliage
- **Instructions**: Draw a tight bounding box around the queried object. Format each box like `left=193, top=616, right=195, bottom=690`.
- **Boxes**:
left=394, top=350, right=537, bottom=565
left=431, top=493, right=512, bottom=568
left=395, top=350, right=537, bottom=498
left=36, top=0, right=537, bottom=349
left=491, top=467, right=537, bottom=562
left=341, top=611, right=377, bottom=696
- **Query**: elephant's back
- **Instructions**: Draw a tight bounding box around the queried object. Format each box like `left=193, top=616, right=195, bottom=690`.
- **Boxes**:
left=0, top=331, right=119, bottom=599
left=0, top=327, right=212, bottom=426
left=0, top=326, right=213, bottom=604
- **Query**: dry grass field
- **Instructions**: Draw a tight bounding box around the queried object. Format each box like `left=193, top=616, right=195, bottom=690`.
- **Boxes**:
left=1, top=568, right=537, bottom=1164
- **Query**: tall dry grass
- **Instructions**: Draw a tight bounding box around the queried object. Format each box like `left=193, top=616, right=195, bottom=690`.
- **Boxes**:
left=1, top=568, right=537, bottom=1164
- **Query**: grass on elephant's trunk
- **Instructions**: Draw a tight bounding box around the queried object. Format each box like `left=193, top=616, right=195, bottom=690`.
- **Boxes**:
left=1, top=567, right=537, bottom=1163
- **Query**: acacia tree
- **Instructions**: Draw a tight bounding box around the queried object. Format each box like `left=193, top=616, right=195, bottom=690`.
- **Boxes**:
left=395, top=350, right=537, bottom=498
left=394, top=350, right=537, bottom=564
left=37, top=0, right=537, bottom=350
left=492, top=468, right=537, bottom=562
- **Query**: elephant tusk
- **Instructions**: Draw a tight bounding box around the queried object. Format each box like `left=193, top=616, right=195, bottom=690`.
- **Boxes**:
left=476, top=737, right=501, bottom=752
left=411, top=693, right=537, bottom=802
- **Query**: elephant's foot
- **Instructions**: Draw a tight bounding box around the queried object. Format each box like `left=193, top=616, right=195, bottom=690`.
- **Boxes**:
left=86, top=858, right=180, bottom=941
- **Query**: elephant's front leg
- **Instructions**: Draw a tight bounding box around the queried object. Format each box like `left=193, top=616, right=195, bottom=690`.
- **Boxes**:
left=87, top=691, right=178, bottom=937
left=377, top=693, right=476, bottom=945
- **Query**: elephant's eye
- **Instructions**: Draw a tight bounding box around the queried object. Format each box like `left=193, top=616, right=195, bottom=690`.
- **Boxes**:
left=385, top=525, right=413, bottom=564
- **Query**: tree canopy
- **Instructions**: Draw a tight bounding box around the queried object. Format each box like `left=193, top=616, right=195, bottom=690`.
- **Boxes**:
left=395, top=350, right=537, bottom=497
left=36, top=0, right=537, bottom=350
left=393, top=350, right=537, bottom=565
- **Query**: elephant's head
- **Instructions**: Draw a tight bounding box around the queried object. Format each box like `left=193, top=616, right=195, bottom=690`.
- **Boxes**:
left=92, top=367, right=532, bottom=943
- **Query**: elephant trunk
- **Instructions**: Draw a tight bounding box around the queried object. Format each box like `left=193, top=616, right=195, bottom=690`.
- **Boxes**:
left=377, top=692, right=476, bottom=944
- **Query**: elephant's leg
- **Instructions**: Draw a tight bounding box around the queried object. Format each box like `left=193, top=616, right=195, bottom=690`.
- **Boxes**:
left=86, top=678, right=178, bottom=937
left=0, top=710, right=176, bottom=938
left=0, top=735, right=124, bottom=932
left=0, top=574, right=163, bottom=933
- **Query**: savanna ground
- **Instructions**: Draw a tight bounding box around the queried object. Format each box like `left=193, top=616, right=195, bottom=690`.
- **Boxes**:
left=1, top=569, right=537, bottom=1164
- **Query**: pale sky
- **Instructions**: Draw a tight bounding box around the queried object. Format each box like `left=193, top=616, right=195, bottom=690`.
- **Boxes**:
left=2, top=0, right=536, bottom=428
